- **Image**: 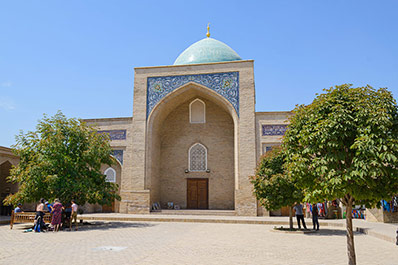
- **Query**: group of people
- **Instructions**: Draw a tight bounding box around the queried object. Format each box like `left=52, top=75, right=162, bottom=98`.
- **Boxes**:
left=32, top=198, right=79, bottom=232
left=293, top=202, right=320, bottom=231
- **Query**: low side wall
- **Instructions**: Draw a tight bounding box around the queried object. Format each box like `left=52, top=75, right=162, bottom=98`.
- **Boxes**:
left=366, top=207, right=398, bottom=223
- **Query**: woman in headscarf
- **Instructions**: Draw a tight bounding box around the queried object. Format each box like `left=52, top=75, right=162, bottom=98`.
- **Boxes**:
left=50, top=199, right=64, bottom=232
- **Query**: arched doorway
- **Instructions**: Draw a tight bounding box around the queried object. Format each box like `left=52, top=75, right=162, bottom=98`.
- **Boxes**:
left=0, top=161, right=18, bottom=215
left=146, top=83, right=237, bottom=210
left=101, top=159, right=122, bottom=213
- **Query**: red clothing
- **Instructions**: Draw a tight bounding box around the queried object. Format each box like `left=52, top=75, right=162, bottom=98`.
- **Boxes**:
left=51, top=203, right=63, bottom=225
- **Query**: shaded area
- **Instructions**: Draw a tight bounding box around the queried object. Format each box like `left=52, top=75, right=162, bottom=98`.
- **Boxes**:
left=304, top=228, right=363, bottom=237
left=272, top=226, right=364, bottom=237
left=12, top=221, right=155, bottom=232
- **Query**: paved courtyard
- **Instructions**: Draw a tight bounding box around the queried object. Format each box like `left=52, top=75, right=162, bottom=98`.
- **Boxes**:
left=1, top=221, right=397, bottom=265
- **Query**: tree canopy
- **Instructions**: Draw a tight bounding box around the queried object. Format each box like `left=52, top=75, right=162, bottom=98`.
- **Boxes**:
left=252, top=146, right=303, bottom=210
left=283, top=84, right=398, bottom=265
left=4, top=111, right=120, bottom=206
left=284, top=84, right=398, bottom=205
left=251, top=146, right=303, bottom=229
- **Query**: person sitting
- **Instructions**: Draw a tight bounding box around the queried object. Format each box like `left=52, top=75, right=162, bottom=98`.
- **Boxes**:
left=45, top=201, right=53, bottom=213
left=14, top=203, right=23, bottom=213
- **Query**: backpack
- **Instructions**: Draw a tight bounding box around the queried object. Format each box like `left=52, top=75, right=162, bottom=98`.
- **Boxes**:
left=34, top=216, right=42, bottom=232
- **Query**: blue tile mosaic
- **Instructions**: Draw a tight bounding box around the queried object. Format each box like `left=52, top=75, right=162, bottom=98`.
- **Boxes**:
left=262, top=125, right=288, bottom=136
left=112, top=150, right=123, bottom=164
left=265, top=146, right=273, bottom=152
left=147, top=72, right=239, bottom=118
left=98, top=130, right=127, bottom=140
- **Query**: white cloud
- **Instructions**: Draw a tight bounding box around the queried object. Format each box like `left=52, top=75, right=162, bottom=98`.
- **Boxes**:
left=1, top=81, right=12, bottom=87
left=0, top=97, right=16, bottom=111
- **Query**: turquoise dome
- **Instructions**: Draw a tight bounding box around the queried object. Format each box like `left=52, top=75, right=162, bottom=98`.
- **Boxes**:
left=173, top=37, right=242, bottom=65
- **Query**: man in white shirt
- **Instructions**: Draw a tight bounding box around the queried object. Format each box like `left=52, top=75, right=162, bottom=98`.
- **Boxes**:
left=70, top=200, right=78, bottom=231
left=293, top=202, right=307, bottom=230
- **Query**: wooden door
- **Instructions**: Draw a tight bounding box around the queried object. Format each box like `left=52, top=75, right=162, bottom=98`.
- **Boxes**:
left=187, top=179, right=208, bottom=209
left=102, top=201, right=115, bottom=213
left=281, top=206, right=290, bottom=216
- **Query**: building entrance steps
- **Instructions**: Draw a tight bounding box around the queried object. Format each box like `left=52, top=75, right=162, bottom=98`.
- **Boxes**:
left=151, top=209, right=236, bottom=216
left=0, top=215, right=11, bottom=224
left=78, top=213, right=398, bottom=245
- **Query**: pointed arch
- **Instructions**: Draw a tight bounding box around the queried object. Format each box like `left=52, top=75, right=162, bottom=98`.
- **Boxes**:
left=189, top=98, right=206, bottom=123
left=145, top=82, right=239, bottom=208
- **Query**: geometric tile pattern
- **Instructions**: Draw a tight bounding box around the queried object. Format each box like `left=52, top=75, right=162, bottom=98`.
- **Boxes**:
left=112, top=150, right=123, bottom=165
left=147, top=72, right=239, bottom=118
left=98, top=130, right=127, bottom=140
left=262, top=125, right=288, bottom=136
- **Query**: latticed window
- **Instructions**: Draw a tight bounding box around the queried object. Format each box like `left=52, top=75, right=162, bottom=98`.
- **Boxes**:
left=189, top=143, right=207, bottom=171
left=104, top=168, right=116, bottom=183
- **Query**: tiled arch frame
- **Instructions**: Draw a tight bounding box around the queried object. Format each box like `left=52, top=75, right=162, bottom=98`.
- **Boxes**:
left=146, top=72, right=239, bottom=119
left=145, top=78, right=241, bottom=194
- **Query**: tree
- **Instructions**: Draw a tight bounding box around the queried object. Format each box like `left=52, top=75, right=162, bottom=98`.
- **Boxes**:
left=284, top=84, right=398, bottom=265
left=251, top=146, right=303, bottom=229
left=4, top=111, right=120, bottom=207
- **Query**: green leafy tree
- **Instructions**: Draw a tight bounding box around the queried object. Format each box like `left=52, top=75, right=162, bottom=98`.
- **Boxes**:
left=251, top=146, right=303, bottom=229
left=284, top=84, right=398, bottom=265
left=4, top=111, right=120, bottom=207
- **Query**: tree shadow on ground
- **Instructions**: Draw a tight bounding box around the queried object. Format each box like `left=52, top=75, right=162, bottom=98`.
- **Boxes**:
left=12, top=221, right=155, bottom=232
left=303, top=228, right=363, bottom=237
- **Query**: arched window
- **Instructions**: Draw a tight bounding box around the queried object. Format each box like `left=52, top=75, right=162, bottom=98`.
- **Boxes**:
left=189, top=99, right=206, bottom=123
left=189, top=143, right=207, bottom=171
left=104, top=167, right=116, bottom=183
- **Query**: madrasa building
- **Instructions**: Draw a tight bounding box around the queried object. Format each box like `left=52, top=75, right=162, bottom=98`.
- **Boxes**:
left=0, top=27, right=290, bottom=216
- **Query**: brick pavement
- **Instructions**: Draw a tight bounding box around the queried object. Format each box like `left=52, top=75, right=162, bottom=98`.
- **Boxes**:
left=1, top=221, right=397, bottom=265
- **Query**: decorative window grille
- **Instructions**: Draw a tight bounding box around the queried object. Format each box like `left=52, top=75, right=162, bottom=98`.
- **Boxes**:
left=104, top=168, right=116, bottom=183
left=189, top=99, right=206, bottom=123
left=189, top=143, right=207, bottom=171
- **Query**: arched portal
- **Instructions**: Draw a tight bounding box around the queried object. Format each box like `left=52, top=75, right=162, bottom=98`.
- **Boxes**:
left=0, top=161, right=18, bottom=215
left=146, top=83, right=238, bottom=210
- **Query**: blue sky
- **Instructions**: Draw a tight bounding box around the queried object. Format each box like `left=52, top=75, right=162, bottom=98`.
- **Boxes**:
left=1, top=1, right=397, bottom=147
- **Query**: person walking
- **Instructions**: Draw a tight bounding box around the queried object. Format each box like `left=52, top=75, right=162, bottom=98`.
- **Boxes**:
left=312, top=203, right=320, bottom=230
left=293, top=202, right=307, bottom=230
left=50, top=199, right=64, bottom=232
left=70, top=200, right=78, bottom=231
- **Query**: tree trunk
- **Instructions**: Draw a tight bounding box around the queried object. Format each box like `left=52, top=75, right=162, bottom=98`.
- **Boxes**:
left=345, top=198, right=356, bottom=265
left=289, top=206, right=293, bottom=230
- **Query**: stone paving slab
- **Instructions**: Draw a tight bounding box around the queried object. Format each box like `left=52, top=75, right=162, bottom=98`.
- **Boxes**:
left=1, top=221, right=397, bottom=265
left=79, top=213, right=398, bottom=244
left=3, top=212, right=397, bottom=245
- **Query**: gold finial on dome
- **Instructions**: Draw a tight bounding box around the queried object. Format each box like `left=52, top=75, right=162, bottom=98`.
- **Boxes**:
left=206, top=23, right=210, bottom=38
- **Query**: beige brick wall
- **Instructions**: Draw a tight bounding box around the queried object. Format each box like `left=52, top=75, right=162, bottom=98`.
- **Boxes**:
left=83, top=117, right=133, bottom=213
left=254, top=112, right=292, bottom=216
left=127, top=60, right=259, bottom=215
left=366, top=207, right=398, bottom=223
left=156, top=97, right=234, bottom=209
